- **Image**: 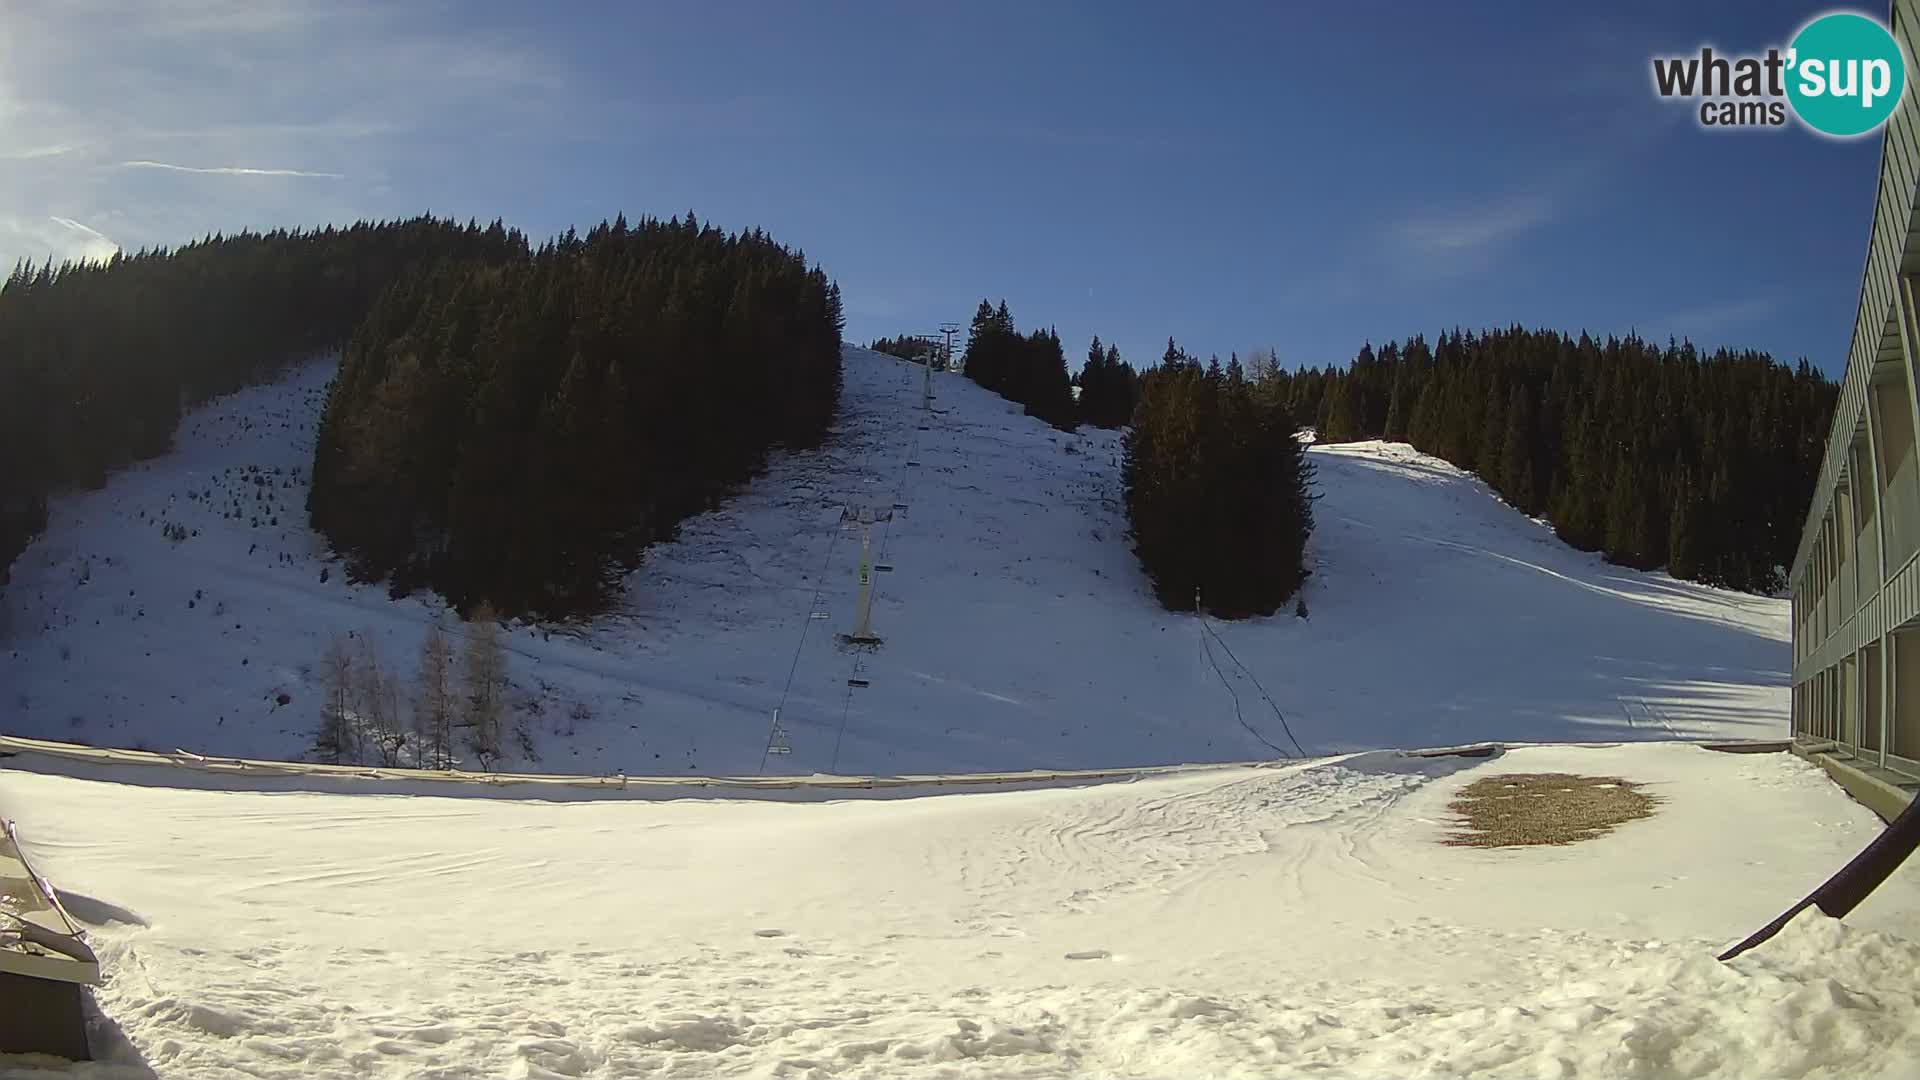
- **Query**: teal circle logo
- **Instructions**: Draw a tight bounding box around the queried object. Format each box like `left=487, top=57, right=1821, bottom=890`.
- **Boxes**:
left=1787, top=13, right=1907, bottom=136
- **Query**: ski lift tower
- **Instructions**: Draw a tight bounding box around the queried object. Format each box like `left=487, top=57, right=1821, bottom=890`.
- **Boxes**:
left=919, top=336, right=935, bottom=411
left=939, top=322, right=962, bottom=373
left=841, top=503, right=893, bottom=645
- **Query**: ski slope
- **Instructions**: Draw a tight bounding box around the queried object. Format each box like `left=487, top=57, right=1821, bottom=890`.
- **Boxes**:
left=1, top=346, right=1788, bottom=774
left=2, top=741, right=1917, bottom=1078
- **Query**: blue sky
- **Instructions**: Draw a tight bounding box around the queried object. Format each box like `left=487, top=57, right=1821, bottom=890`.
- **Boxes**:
left=0, top=1, right=1885, bottom=374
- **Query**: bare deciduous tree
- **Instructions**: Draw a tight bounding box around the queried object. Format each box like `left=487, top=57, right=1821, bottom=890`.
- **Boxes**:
left=316, top=633, right=354, bottom=764
left=1244, top=346, right=1280, bottom=385
left=357, top=632, right=404, bottom=766
left=416, top=620, right=456, bottom=770
left=463, top=603, right=506, bottom=768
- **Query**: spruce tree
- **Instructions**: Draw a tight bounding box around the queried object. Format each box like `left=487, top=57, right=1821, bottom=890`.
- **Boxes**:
left=1124, top=361, right=1313, bottom=617
left=1499, top=386, right=1537, bottom=512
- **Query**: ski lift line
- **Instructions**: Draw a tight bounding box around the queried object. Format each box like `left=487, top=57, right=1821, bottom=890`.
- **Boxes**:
left=760, top=373, right=899, bottom=773
left=761, top=517, right=846, bottom=772
left=830, top=662, right=862, bottom=773
left=820, top=350, right=924, bottom=771
left=823, top=343, right=936, bottom=767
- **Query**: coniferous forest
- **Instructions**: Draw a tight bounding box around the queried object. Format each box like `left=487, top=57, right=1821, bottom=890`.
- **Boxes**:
left=0, top=218, right=530, bottom=589
left=1075, top=335, right=1140, bottom=429
left=960, top=300, right=1078, bottom=430
left=1266, top=328, right=1836, bottom=591
left=866, top=335, right=932, bottom=363
left=1125, top=343, right=1316, bottom=617
left=308, top=214, right=844, bottom=618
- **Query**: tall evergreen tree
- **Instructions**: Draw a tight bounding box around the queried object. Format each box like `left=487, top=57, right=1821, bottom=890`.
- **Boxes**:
left=1123, top=348, right=1314, bottom=617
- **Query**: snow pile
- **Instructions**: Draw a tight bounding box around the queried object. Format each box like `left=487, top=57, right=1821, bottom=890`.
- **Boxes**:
left=2, top=742, right=1917, bottom=1078
left=1, top=348, right=1789, bottom=775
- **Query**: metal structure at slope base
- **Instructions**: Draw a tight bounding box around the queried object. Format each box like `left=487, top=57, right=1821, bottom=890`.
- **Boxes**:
left=1, top=817, right=99, bottom=1060
left=1720, top=788, right=1920, bottom=960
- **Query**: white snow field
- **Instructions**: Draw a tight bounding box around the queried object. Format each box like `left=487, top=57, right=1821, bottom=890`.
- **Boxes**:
left=2, top=346, right=1787, bottom=775
left=2, top=742, right=1919, bottom=1078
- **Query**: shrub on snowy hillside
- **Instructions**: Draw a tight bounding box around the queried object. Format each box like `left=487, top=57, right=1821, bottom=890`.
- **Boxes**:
left=308, top=213, right=845, bottom=618
left=1124, top=349, right=1314, bottom=618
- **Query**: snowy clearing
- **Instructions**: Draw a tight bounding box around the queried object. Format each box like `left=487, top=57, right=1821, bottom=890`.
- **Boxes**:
left=1, top=347, right=1788, bottom=775
left=2, top=742, right=1916, bottom=1078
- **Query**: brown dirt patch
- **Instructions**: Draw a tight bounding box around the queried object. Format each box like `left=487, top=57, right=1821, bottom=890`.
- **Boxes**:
left=1443, top=772, right=1658, bottom=848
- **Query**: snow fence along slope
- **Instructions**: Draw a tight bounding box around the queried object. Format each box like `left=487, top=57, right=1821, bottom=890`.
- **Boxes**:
left=2, top=347, right=1789, bottom=774
left=2, top=742, right=1918, bottom=1079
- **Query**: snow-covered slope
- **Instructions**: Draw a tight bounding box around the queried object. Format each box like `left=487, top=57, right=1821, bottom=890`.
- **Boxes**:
left=3, top=742, right=1916, bottom=1078
left=1, top=347, right=1788, bottom=774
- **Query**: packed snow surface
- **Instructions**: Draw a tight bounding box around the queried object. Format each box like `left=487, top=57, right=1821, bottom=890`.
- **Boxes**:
left=2, top=347, right=1788, bottom=774
left=3, top=742, right=1918, bottom=1078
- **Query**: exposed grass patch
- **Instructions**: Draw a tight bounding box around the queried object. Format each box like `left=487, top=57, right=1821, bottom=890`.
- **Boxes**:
left=1444, top=772, right=1657, bottom=848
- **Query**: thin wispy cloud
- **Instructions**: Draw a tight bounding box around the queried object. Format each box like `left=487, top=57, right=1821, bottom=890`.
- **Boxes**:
left=0, top=2, right=566, bottom=269
left=49, top=216, right=113, bottom=243
left=121, top=159, right=345, bottom=179
left=1392, top=196, right=1557, bottom=256
left=2, top=144, right=76, bottom=160
left=1645, top=297, right=1782, bottom=349
left=0, top=215, right=121, bottom=264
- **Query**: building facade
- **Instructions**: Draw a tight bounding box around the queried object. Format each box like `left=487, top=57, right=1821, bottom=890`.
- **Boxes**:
left=1791, top=0, right=1920, bottom=786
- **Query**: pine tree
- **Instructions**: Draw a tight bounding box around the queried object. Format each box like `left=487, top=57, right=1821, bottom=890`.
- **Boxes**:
left=1667, top=470, right=1700, bottom=581
left=1383, top=363, right=1414, bottom=442
left=1499, top=386, right=1536, bottom=512
left=1604, top=457, right=1644, bottom=565
left=1476, top=375, right=1507, bottom=480
left=1124, top=363, right=1314, bottom=617
left=1320, top=379, right=1360, bottom=443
